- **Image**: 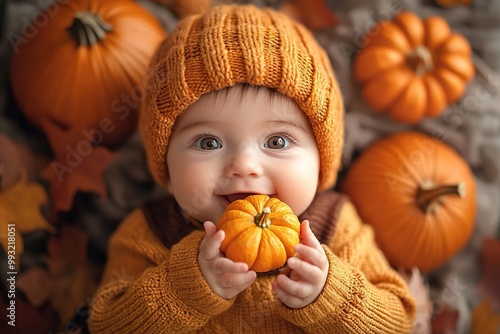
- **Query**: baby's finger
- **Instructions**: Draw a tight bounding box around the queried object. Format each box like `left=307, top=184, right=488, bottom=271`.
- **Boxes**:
left=217, top=272, right=257, bottom=299
left=272, top=280, right=306, bottom=309
left=300, top=220, right=322, bottom=249
left=287, top=256, right=324, bottom=284
left=200, top=224, right=225, bottom=261
left=294, top=244, right=328, bottom=271
left=274, top=274, right=312, bottom=298
left=218, top=271, right=257, bottom=289
left=203, top=221, right=218, bottom=238
left=213, top=257, right=250, bottom=273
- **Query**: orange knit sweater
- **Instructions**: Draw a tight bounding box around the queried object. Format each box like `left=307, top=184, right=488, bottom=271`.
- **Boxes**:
left=89, top=192, right=416, bottom=333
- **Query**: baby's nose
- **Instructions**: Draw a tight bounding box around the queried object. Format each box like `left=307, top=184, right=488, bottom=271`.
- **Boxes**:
left=224, top=149, right=263, bottom=178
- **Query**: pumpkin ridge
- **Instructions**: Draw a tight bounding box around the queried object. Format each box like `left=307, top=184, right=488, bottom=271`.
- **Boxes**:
left=436, top=33, right=472, bottom=56
left=422, top=74, right=447, bottom=117
left=392, top=11, right=424, bottom=49
left=247, top=195, right=269, bottom=213
left=381, top=214, right=417, bottom=266
left=389, top=76, right=427, bottom=123
left=362, top=65, right=414, bottom=112
left=269, top=225, right=300, bottom=257
left=353, top=46, right=405, bottom=83
left=251, top=229, right=287, bottom=272
left=268, top=216, right=300, bottom=229
left=226, top=200, right=259, bottom=215
left=423, top=16, right=451, bottom=52
left=436, top=54, right=474, bottom=82
left=225, top=227, right=262, bottom=268
left=387, top=74, right=421, bottom=109
left=363, top=21, right=411, bottom=53
left=217, top=213, right=254, bottom=230
left=219, top=219, right=255, bottom=252
left=433, top=67, right=465, bottom=102
left=389, top=137, right=427, bottom=180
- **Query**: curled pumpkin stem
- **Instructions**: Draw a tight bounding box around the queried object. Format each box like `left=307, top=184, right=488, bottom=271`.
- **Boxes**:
left=406, top=45, right=433, bottom=76
left=417, top=182, right=465, bottom=213
left=67, top=12, right=112, bottom=47
left=255, top=207, right=271, bottom=228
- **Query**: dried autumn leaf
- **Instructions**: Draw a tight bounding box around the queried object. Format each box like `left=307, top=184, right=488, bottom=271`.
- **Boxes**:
left=17, top=266, right=55, bottom=307
left=431, top=305, right=459, bottom=334
left=477, top=238, right=500, bottom=311
left=51, top=263, right=99, bottom=326
left=471, top=300, right=500, bottom=334
left=0, top=296, right=59, bottom=334
left=45, top=224, right=88, bottom=277
left=41, top=119, right=116, bottom=215
left=0, top=134, right=22, bottom=190
left=0, top=171, right=54, bottom=270
left=400, top=267, right=432, bottom=334
left=280, top=0, right=337, bottom=31
left=0, top=134, right=51, bottom=189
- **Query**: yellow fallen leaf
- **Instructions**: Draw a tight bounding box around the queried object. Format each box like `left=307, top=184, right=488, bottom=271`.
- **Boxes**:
left=472, top=300, right=500, bottom=334
left=0, top=170, right=55, bottom=271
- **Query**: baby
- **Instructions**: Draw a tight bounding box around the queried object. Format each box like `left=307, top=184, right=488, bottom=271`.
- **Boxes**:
left=89, top=4, right=416, bottom=333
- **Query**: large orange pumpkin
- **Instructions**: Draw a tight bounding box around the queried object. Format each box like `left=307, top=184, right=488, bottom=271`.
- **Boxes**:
left=216, top=195, right=301, bottom=273
left=354, top=11, right=474, bottom=124
left=341, top=131, right=477, bottom=272
left=10, top=0, right=166, bottom=147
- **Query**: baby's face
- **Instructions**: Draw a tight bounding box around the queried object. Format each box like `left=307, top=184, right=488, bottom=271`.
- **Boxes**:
left=166, top=85, right=320, bottom=223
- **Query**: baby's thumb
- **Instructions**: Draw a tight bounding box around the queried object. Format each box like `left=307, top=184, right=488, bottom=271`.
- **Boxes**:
left=300, top=220, right=321, bottom=248
left=203, top=221, right=218, bottom=238
left=200, top=221, right=224, bottom=261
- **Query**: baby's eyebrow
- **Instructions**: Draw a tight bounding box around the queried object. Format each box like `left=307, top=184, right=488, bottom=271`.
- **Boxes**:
left=173, top=119, right=308, bottom=134
left=267, top=120, right=308, bottom=133
left=174, top=120, right=218, bottom=133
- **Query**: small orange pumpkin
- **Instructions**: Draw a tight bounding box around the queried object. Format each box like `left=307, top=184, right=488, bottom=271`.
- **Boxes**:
left=354, top=11, right=474, bottom=124
left=341, top=131, right=477, bottom=272
left=216, top=195, right=301, bottom=273
left=10, top=0, right=166, bottom=147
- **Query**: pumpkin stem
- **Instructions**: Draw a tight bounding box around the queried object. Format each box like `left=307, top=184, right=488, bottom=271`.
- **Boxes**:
left=417, top=182, right=466, bottom=213
left=67, top=12, right=112, bottom=47
left=406, top=45, right=433, bottom=76
left=255, top=207, right=271, bottom=228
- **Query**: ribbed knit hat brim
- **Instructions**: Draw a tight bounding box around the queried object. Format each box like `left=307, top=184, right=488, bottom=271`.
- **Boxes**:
left=140, top=4, right=343, bottom=190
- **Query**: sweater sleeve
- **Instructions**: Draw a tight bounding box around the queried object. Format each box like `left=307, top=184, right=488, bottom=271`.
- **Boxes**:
left=88, top=209, right=234, bottom=333
left=277, top=200, right=417, bottom=333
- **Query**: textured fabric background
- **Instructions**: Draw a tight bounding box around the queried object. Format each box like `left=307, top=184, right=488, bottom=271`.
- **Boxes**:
left=0, top=0, right=499, bottom=332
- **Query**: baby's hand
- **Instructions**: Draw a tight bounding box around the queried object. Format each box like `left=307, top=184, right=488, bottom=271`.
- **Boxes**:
left=198, top=221, right=257, bottom=299
left=272, top=220, right=329, bottom=308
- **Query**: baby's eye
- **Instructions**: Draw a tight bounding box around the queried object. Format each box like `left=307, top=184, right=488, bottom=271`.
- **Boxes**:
left=264, top=135, right=290, bottom=149
left=194, top=137, right=222, bottom=150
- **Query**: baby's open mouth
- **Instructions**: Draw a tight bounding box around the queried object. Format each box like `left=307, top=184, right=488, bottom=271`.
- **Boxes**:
left=223, top=193, right=257, bottom=203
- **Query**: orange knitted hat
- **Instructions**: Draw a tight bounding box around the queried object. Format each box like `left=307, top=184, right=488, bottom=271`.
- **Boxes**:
left=140, top=4, right=344, bottom=190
